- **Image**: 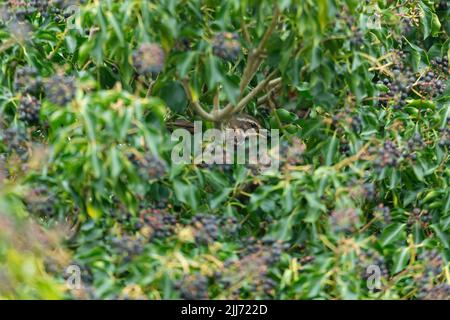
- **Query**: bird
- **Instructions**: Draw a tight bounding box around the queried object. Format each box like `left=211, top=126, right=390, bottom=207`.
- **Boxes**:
left=166, top=113, right=262, bottom=133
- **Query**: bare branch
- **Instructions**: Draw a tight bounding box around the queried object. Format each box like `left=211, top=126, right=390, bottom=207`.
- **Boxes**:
left=181, top=79, right=217, bottom=121
left=267, top=77, right=282, bottom=90
left=256, top=6, right=280, bottom=54
left=213, top=87, right=220, bottom=112
left=257, top=79, right=283, bottom=106
left=238, top=6, right=280, bottom=95
left=241, top=15, right=251, bottom=44
left=219, top=70, right=278, bottom=119
left=180, top=5, right=280, bottom=122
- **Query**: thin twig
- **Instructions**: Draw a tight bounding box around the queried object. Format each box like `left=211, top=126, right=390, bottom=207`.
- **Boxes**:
left=332, top=141, right=372, bottom=171
left=181, top=78, right=216, bottom=121
left=257, top=81, right=282, bottom=106
left=180, top=5, right=280, bottom=122
left=241, top=15, right=251, bottom=44
left=213, top=87, right=220, bottom=112
left=219, top=70, right=278, bottom=119
left=145, top=80, right=155, bottom=97
left=239, top=6, right=280, bottom=95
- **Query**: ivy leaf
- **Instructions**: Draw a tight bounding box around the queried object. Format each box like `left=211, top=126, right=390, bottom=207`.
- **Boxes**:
left=392, top=248, right=410, bottom=274
left=159, top=81, right=188, bottom=113
left=379, top=223, right=406, bottom=247
left=177, top=51, right=197, bottom=78
left=325, top=132, right=338, bottom=166
left=419, top=2, right=440, bottom=38
left=431, top=13, right=441, bottom=37
left=431, top=224, right=449, bottom=248
left=173, top=180, right=198, bottom=210
left=86, top=204, right=102, bottom=220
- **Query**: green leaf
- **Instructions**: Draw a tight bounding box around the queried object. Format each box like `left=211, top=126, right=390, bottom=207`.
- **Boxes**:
left=173, top=180, right=198, bottom=210
left=325, top=132, right=338, bottom=166
left=177, top=51, right=197, bottom=78
left=284, top=183, right=294, bottom=212
left=431, top=13, right=441, bottom=37
left=159, top=81, right=188, bottom=113
left=431, top=224, right=449, bottom=248
left=412, top=164, right=424, bottom=181
left=109, top=146, right=121, bottom=179
left=379, top=223, right=406, bottom=247
left=205, top=55, right=222, bottom=90
left=221, top=76, right=239, bottom=105
left=276, top=109, right=295, bottom=122
left=210, top=188, right=232, bottom=209
left=107, top=12, right=125, bottom=46
left=392, top=248, right=410, bottom=274
left=86, top=204, right=102, bottom=220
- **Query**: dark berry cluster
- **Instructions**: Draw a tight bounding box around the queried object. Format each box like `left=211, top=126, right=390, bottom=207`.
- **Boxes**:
left=221, top=216, right=240, bottom=235
left=431, top=55, right=449, bottom=75
left=349, top=115, right=362, bottom=133
left=339, top=140, right=351, bottom=156
left=416, top=70, right=447, bottom=98
left=138, top=207, right=176, bottom=240
left=377, top=51, right=415, bottom=109
left=132, top=43, right=165, bottom=76
left=44, top=74, right=76, bottom=106
left=111, top=235, right=144, bottom=262
left=51, top=0, right=81, bottom=23
left=18, top=95, right=41, bottom=125
left=437, top=0, right=449, bottom=11
left=218, top=238, right=288, bottom=297
left=350, top=26, right=364, bottom=47
left=242, top=238, right=288, bottom=265
left=14, top=66, right=42, bottom=95
left=407, top=208, right=432, bottom=227
left=358, top=250, right=389, bottom=289
left=0, top=126, right=29, bottom=159
left=362, top=182, right=376, bottom=200
left=136, top=154, right=167, bottom=181
left=5, top=0, right=50, bottom=21
left=190, top=214, right=220, bottom=245
left=398, top=133, right=426, bottom=163
left=4, top=0, right=79, bottom=22
left=348, top=178, right=376, bottom=201
left=406, top=133, right=425, bottom=155
left=371, top=140, right=401, bottom=172
left=400, top=17, right=414, bottom=34
left=335, top=9, right=364, bottom=48
left=329, top=208, right=359, bottom=233
left=416, top=250, right=449, bottom=300
left=438, top=117, right=450, bottom=148
left=419, top=250, right=443, bottom=278
left=212, top=32, right=240, bottom=61
left=330, top=113, right=362, bottom=134
left=25, top=184, right=57, bottom=219
left=109, top=198, right=132, bottom=224
left=375, top=203, right=391, bottom=224
left=335, top=9, right=356, bottom=28
left=418, top=283, right=450, bottom=300
left=175, top=274, right=209, bottom=300
left=190, top=214, right=239, bottom=245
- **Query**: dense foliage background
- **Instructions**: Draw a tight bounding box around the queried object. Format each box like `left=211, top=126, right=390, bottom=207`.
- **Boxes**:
left=0, top=0, right=449, bottom=300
